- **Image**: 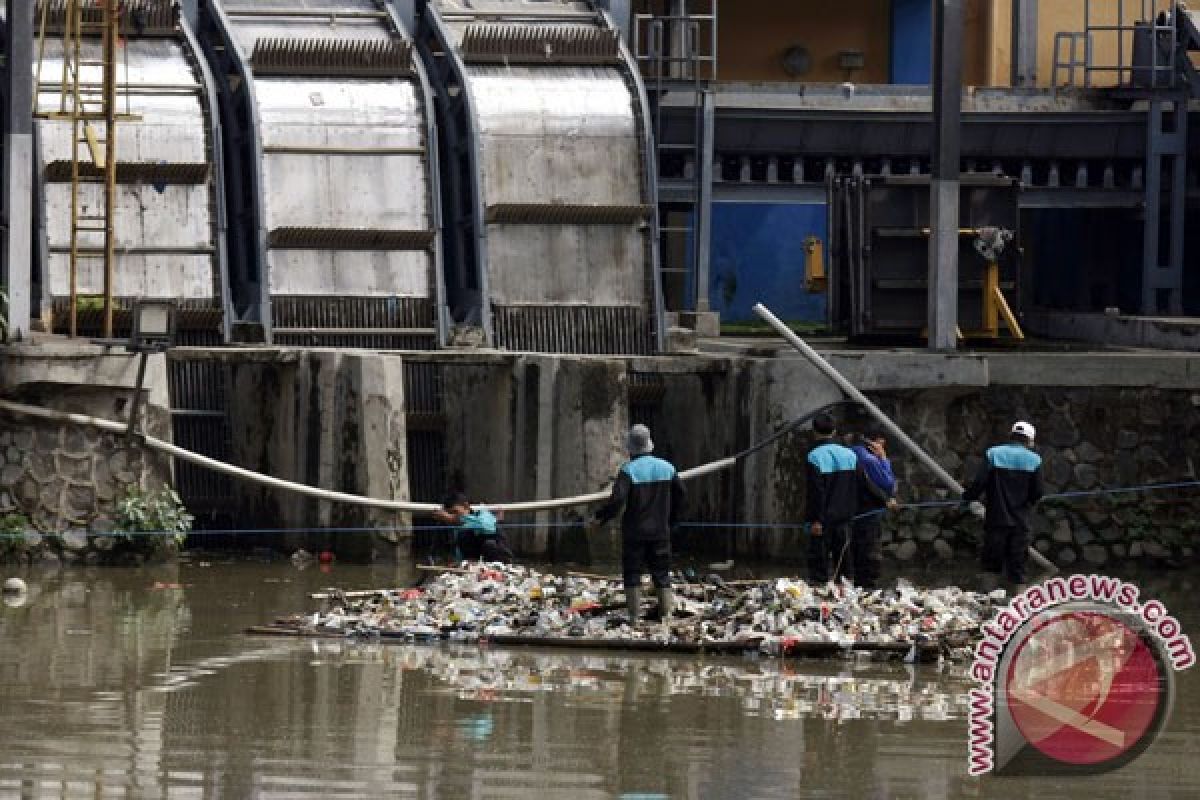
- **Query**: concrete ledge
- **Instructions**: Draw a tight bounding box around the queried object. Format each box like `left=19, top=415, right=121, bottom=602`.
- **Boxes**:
left=825, top=352, right=989, bottom=391
left=1026, top=311, right=1200, bottom=353
left=1, top=341, right=169, bottom=411
left=986, top=352, right=1200, bottom=389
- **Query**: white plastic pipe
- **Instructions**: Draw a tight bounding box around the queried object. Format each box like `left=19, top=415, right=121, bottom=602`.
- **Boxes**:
left=0, top=399, right=740, bottom=515
left=751, top=303, right=1057, bottom=575
left=753, top=303, right=965, bottom=492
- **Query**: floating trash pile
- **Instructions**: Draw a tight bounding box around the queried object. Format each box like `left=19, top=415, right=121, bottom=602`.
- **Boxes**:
left=255, top=563, right=1002, bottom=662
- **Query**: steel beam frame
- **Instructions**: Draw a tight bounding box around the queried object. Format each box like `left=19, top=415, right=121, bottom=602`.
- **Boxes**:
left=1141, top=97, right=1188, bottom=314
left=1011, top=0, right=1038, bottom=88
left=693, top=89, right=714, bottom=312
left=3, top=0, right=33, bottom=341
left=929, top=0, right=964, bottom=352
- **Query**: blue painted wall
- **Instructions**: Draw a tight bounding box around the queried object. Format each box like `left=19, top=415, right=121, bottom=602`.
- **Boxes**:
left=698, top=203, right=827, bottom=323
left=891, top=0, right=932, bottom=84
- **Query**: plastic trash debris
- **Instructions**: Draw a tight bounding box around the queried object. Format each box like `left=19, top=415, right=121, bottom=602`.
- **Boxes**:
left=266, top=562, right=1004, bottom=661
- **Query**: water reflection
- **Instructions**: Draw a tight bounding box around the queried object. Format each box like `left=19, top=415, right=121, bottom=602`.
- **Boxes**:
left=0, top=563, right=1195, bottom=799
left=306, top=640, right=973, bottom=724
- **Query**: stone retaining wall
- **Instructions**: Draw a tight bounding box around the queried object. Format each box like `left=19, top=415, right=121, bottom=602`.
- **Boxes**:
left=0, top=398, right=173, bottom=565
left=1, top=344, right=175, bottom=565
left=873, top=386, right=1200, bottom=571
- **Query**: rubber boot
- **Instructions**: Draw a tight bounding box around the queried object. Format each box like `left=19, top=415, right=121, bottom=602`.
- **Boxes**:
left=656, top=587, right=674, bottom=620
left=625, top=587, right=641, bottom=621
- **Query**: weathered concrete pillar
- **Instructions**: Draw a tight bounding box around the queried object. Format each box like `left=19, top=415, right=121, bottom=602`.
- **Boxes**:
left=3, top=0, right=33, bottom=341
left=928, top=0, right=964, bottom=351
left=509, top=355, right=628, bottom=560
left=442, top=356, right=517, bottom=505
left=226, top=350, right=410, bottom=561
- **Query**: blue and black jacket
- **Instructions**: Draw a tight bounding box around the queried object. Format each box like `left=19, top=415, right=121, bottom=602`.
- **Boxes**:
left=962, top=443, right=1044, bottom=530
left=595, top=454, right=685, bottom=542
left=805, top=441, right=861, bottom=526
left=852, top=444, right=897, bottom=512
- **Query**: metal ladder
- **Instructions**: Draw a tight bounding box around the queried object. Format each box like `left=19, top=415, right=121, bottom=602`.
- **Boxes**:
left=34, top=0, right=136, bottom=338
left=632, top=1, right=717, bottom=313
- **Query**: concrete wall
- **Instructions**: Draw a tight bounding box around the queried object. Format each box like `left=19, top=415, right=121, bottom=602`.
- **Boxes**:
left=431, top=353, right=630, bottom=562
left=6, top=341, right=1197, bottom=572
left=216, top=349, right=411, bottom=562
left=638, top=350, right=1200, bottom=569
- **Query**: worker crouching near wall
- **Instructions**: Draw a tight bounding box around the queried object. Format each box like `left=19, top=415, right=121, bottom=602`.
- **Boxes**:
left=592, top=424, right=686, bottom=622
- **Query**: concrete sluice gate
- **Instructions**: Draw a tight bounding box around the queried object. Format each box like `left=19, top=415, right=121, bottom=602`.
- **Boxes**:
left=34, top=1, right=229, bottom=344
left=198, top=0, right=443, bottom=349
left=421, top=0, right=662, bottom=354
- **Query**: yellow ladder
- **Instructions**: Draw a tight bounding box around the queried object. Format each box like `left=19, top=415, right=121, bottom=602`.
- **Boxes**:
left=34, top=0, right=135, bottom=339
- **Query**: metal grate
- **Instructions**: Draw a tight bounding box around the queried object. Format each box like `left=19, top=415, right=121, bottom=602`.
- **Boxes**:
left=36, top=0, right=177, bottom=37
left=486, top=203, right=653, bottom=225
left=492, top=305, right=653, bottom=355
left=44, top=161, right=211, bottom=184
left=268, top=227, right=435, bottom=251
left=251, top=37, right=413, bottom=77
left=51, top=299, right=222, bottom=344
left=269, top=295, right=437, bottom=349
left=460, top=24, right=621, bottom=65
left=403, top=362, right=446, bottom=507
left=167, top=358, right=233, bottom=516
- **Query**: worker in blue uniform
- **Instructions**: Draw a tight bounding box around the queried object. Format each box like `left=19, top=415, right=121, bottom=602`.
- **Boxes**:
left=434, top=491, right=513, bottom=563
left=850, top=429, right=899, bottom=589
left=805, top=413, right=862, bottom=584
left=961, top=421, right=1044, bottom=586
left=593, top=424, right=686, bottom=622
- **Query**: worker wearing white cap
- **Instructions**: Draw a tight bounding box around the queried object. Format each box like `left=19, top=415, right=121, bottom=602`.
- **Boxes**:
left=961, top=421, right=1044, bottom=585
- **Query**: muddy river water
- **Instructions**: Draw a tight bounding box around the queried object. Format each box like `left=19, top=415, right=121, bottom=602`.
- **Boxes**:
left=0, top=560, right=1196, bottom=799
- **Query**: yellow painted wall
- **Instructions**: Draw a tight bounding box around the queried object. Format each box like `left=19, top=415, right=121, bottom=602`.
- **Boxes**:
left=985, top=0, right=1141, bottom=87
left=708, top=0, right=1161, bottom=87
left=717, top=0, right=893, bottom=83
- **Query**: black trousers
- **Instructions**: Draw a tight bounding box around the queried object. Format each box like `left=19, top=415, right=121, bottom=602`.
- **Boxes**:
left=850, top=515, right=884, bottom=589
left=622, top=539, right=671, bottom=589
left=457, top=530, right=514, bottom=562
left=981, top=525, right=1029, bottom=584
left=808, top=522, right=850, bottom=584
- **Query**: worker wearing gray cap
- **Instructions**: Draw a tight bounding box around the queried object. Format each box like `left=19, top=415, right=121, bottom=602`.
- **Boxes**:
left=961, top=421, right=1044, bottom=585
left=593, top=424, right=686, bottom=622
